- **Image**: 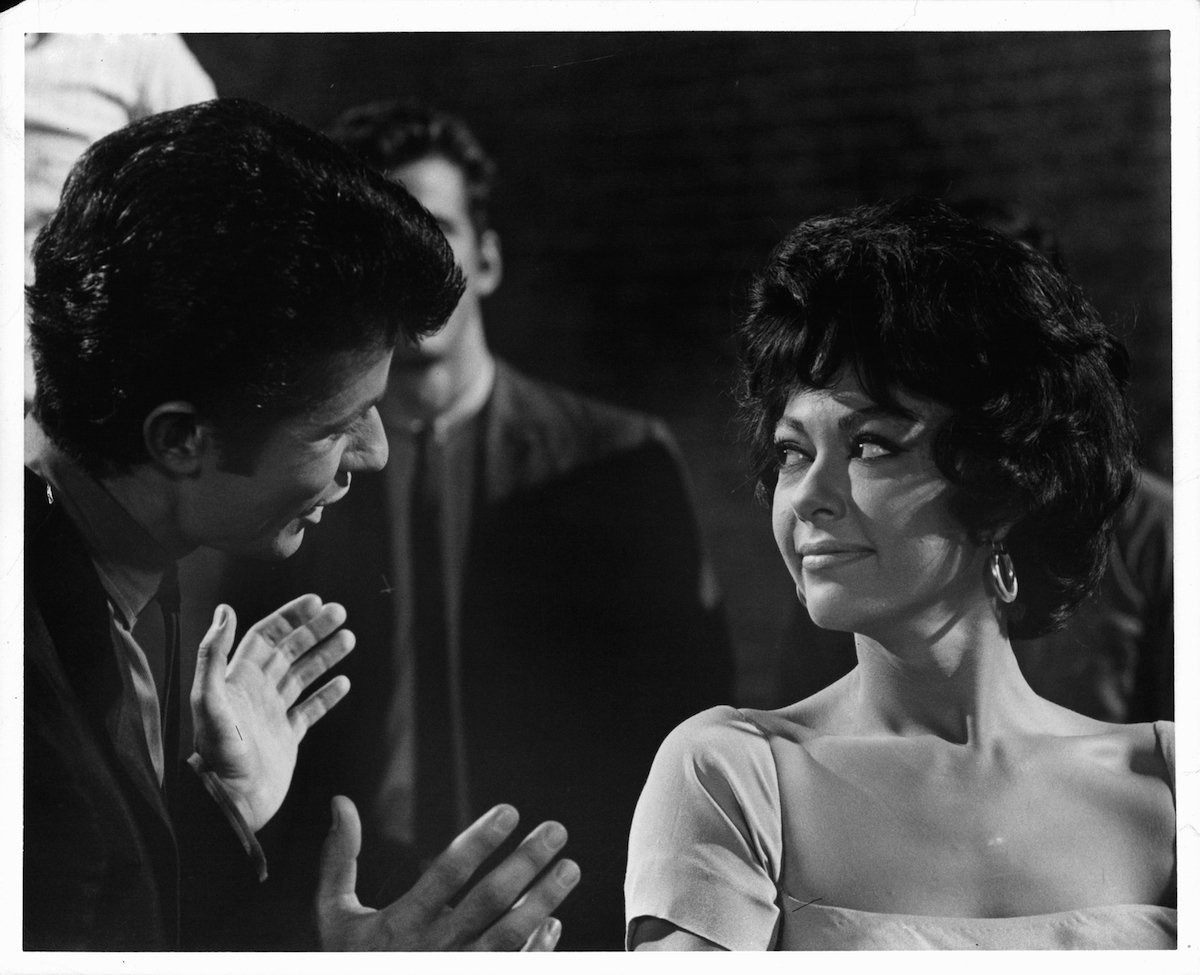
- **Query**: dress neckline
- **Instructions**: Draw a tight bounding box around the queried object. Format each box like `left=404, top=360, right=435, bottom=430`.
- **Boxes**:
left=782, top=895, right=1176, bottom=923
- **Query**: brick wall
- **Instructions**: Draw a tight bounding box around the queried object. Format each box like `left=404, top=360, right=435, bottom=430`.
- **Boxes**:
left=187, top=31, right=1172, bottom=705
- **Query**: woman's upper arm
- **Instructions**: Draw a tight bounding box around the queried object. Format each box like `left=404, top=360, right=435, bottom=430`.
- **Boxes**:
left=625, top=707, right=783, bottom=950
left=629, top=917, right=724, bottom=951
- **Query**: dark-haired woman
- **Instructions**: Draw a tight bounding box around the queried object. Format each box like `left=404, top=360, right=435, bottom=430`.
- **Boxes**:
left=625, top=199, right=1175, bottom=950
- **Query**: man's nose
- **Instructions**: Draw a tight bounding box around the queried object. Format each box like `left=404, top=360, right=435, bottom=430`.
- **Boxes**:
left=343, top=407, right=389, bottom=474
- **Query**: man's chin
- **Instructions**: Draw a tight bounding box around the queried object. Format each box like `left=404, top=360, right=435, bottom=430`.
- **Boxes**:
left=275, top=525, right=308, bottom=559
left=248, top=524, right=307, bottom=561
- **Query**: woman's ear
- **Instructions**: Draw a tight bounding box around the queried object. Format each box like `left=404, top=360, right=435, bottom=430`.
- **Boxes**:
left=142, top=402, right=208, bottom=476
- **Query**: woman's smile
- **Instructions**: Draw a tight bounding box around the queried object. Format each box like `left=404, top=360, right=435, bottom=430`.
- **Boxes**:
left=801, top=548, right=874, bottom=570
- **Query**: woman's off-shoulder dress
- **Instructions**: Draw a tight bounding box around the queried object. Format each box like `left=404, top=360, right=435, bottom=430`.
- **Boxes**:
left=625, top=706, right=1176, bottom=950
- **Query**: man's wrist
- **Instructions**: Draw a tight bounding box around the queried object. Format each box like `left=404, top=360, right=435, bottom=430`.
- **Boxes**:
left=186, top=752, right=269, bottom=881
left=187, top=752, right=262, bottom=828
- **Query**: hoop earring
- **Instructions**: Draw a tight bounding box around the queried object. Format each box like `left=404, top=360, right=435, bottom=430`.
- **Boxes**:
left=990, top=541, right=1018, bottom=604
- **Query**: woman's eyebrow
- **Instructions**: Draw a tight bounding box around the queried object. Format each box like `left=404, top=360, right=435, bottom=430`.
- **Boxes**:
left=774, top=403, right=922, bottom=437
left=837, top=404, right=920, bottom=433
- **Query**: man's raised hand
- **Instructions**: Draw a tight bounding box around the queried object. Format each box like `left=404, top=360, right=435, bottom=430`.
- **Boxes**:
left=316, top=795, right=580, bottom=951
left=190, top=595, right=355, bottom=832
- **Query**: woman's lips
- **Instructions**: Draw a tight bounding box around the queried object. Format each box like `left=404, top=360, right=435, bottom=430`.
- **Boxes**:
left=800, top=548, right=873, bottom=570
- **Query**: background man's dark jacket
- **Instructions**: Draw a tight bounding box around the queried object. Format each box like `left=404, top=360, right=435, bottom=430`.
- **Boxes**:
left=209, top=364, right=735, bottom=949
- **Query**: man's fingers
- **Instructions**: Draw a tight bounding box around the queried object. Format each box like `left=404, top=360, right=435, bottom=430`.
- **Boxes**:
left=404, top=805, right=522, bottom=926
left=261, top=602, right=349, bottom=681
left=520, top=917, right=563, bottom=952
left=454, top=821, right=572, bottom=940
left=289, top=674, right=352, bottom=737
left=191, top=604, right=235, bottom=710
left=492, top=859, right=579, bottom=949
left=475, top=858, right=579, bottom=951
left=278, top=629, right=356, bottom=705
left=316, top=795, right=364, bottom=912
left=238, top=594, right=325, bottom=664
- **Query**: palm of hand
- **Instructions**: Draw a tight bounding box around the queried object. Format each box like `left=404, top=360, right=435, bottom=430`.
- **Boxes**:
left=190, top=596, right=354, bottom=832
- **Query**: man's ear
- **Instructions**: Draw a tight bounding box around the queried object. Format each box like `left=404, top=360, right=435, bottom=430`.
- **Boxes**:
left=142, top=402, right=209, bottom=476
left=475, top=228, right=503, bottom=298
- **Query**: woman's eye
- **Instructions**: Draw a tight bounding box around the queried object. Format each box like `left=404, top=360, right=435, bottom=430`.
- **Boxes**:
left=853, top=436, right=898, bottom=460
left=774, top=442, right=811, bottom=468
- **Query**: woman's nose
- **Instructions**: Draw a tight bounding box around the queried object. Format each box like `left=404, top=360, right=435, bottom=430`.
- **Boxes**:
left=785, top=456, right=847, bottom=523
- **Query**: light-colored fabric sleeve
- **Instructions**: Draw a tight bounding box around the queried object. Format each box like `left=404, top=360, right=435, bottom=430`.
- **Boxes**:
left=132, top=34, right=218, bottom=117
left=1154, top=720, right=1175, bottom=798
left=625, top=706, right=783, bottom=950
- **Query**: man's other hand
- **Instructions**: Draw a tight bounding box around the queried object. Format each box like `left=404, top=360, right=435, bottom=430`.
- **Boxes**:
left=190, top=595, right=355, bottom=832
left=316, top=796, right=580, bottom=951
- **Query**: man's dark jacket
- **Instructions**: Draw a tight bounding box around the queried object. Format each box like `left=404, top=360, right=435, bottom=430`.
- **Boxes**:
left=210, top=364, right=735, bottom=949
left=24, top=468, right=259, bottom=949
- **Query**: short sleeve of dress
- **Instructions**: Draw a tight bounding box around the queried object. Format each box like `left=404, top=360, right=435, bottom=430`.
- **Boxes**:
left=1154, top=720, right=1175, bottom=798
left=625, top=705, right=783, bottom=950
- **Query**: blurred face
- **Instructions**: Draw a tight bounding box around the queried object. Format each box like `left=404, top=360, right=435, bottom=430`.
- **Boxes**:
left=771, top=372, right=987, bottom=644
left=184, top=349, right=392, bottom=559
left=387, top=154, right=500, bottom=363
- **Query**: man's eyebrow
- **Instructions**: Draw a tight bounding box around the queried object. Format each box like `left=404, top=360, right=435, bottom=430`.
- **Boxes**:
left=345, top=394, right=384, bottom=426
left=316, top=394, right=383, bottom=436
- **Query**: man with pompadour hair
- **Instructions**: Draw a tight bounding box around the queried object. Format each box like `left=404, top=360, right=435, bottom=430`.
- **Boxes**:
left=25, top=97, right=578, bottom=951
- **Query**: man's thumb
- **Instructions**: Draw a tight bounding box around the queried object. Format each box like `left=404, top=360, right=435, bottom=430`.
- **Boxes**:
left=191, top=604, right=234, bottom=710
left=317, top=794, right=362, bottom=904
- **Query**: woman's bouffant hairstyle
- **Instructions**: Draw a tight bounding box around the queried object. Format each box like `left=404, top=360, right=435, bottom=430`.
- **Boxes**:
left=28, top=98, right=464, bottom=476
left=736, top=197, right=1136, bottom=639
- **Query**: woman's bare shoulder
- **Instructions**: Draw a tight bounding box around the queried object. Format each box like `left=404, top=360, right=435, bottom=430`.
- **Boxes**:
left=1036, top=706, right=1174, bottom=789
left=738, top=688, right=843, bottom=743
left=753, top=672, right=868, bottom=737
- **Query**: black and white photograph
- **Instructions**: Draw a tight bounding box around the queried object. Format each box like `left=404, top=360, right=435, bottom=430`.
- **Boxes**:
left=2, top=1, right=1195, bottom=968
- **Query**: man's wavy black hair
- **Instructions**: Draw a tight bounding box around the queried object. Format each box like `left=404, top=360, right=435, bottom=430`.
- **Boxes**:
left=28, top=97, right=464, bottom=475
left=736, top=197, right=1136, bottom=639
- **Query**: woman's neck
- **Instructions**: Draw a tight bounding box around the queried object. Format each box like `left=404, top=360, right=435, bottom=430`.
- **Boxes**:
left=845, top=611, right=1048, bottom=745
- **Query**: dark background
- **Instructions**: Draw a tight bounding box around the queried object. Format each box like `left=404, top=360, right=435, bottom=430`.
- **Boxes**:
left=184, top=31, right=1172, bottom=706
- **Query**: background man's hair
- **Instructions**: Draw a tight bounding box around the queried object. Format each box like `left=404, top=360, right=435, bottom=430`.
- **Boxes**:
left=326, top=98, right=497, bottom=235
left=950, top=196, right=1070, bottom=275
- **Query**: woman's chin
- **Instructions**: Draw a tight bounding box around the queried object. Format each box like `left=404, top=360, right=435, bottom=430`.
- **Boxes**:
left=805, top=604, right=860, bottom=633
